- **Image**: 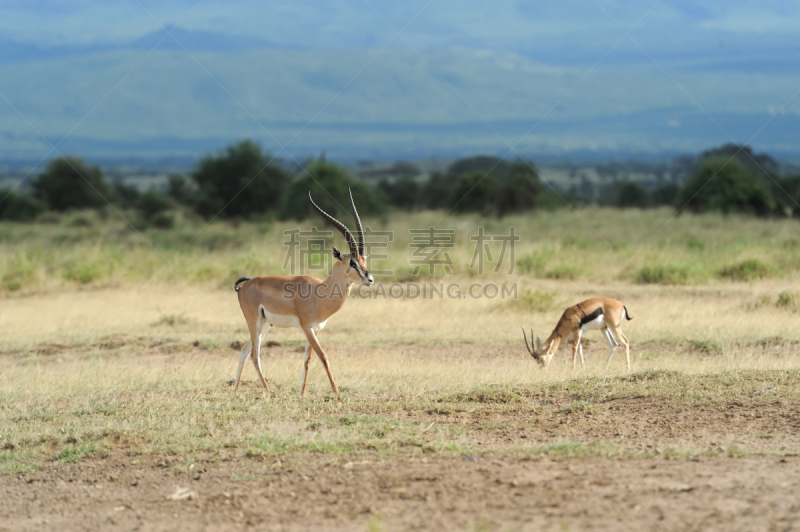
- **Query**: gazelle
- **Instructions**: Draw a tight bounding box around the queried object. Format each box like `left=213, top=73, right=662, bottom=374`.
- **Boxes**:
left=232, top=189, right=374, bottom=395
left=522, top=297, right=633, bottom=371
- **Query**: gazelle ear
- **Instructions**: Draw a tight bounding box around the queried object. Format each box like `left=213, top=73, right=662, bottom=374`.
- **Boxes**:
left=536, top=337, right=542, bottom=350
left=332, top=246, right=343, bottom=261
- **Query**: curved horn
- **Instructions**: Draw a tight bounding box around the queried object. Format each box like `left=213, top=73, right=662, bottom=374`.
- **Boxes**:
left=522, top=327, right=534, bottom=356
left=309, top=192, right=358, bottom=256
left=348, top=187, right=365, bottom=256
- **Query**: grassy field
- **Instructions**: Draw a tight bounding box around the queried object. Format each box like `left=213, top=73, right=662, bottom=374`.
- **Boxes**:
left=1, top=208, right=800, bottom=530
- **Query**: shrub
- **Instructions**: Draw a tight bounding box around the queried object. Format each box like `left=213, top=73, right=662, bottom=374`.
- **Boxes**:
left=718, top=259, right=770, bottom=281
left=0, top=189, right=44, bottom=221
left=136, top=191, right=173, bottom=223
left=32, top=157, right=110, bottom=211
left=677, top=157, right=774, bottom=216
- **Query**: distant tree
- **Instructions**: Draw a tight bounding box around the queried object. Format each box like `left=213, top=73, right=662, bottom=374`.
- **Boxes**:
left=166, top=173, right=196, bottom=206
left=0, top=189, right=44, bottom=221
left=448, top=155, right=512, bottom=180
left=32, top=156, right=110, bottom=211
left=448, top=172, right=501, bottom=214
left=776, top=174, right=800, bottom=217
left=678, top=157, right=774, bottom=216
left=701, top=143, right=779, bottom=176
left=652, top=183, right=680, bottom=206
left=616, top=182, right=653, bottom=208
left=421, top=172, right=451, bottom=209
left=279, top=161, right=385, bottom=221
left=111, top=181, right=140, bottom=208
left=192, top=140, right=288, bottom=219
left=378, top=177, right=420, bottom=211
left=493, top=160, right=541, bottom=216
left=389, top=162, right=421, bottom=179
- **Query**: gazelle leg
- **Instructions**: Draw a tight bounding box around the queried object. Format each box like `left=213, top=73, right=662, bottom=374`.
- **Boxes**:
left=304, top=327, right=339, bottom=394
left=234, top=339, right=252, bottom=391
left=578, top=335, right=585, bottom=370
left=614, top=327, right=631, bottom=371
left=249, top=318, right=269, bottom=390
left=300, top=340, right=312, bottom=396
left=603, top=328, right=618, bottom=373
left=572, top=330, right=582, bottom=370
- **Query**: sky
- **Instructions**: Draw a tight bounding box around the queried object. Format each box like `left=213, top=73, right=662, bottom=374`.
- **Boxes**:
left=0, top=1, right=799, bottom=162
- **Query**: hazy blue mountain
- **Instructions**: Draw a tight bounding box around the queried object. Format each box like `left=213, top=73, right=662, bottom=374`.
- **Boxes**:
left=0, top=1, right=798, bottom=162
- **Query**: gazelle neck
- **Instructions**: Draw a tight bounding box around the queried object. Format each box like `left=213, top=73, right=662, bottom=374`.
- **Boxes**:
left=314, top=265, right=355, bottom=314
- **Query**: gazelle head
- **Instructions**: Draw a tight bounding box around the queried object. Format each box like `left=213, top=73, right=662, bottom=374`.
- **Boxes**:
left=309, top=188, right=374, bottom=286
left=522, top=327, right=547, bottom=367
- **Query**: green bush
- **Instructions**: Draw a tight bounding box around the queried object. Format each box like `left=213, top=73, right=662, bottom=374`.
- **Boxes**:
left=279, top=161, right=385, bottom=221
left=0, top=189, right=44, bottom=221
left=32, top=157, right=110, bottom=211
left=136, top=191, right=173, bottom=223
left=677, top=157, right=774, bottom=216
left=718, top=259, right=770, bottom=281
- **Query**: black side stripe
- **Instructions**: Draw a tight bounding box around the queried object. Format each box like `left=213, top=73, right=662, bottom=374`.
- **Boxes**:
left=578, top=307, right=604, bottom=327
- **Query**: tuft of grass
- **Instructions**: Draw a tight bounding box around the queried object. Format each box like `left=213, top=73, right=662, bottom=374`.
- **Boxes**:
left=635, top=264, right=692, bottom=285
left=688, top=339, right=723, bottom=355
left=776, top=291, right=796, bottom=310
left=718, top=259, right=771, bottom=281
left=523, top=441, right=619, bottom=459
left=545, top=265, right=580, bottom=280
left=56, top=444, right=97, bottom=463
left=559, top=400, right=593, bottom=414
left=508, top=289, right=555, bottom=312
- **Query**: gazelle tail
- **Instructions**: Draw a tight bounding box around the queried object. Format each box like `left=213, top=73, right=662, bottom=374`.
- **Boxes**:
left=233, top=277, right=252, bottom=292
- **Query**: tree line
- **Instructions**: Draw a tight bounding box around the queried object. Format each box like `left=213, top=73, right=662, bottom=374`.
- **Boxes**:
left=1, top=141, right=798, bottom=224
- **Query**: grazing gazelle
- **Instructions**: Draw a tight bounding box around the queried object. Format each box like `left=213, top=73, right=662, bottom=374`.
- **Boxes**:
left=232, top=189, right=374, bottom=395
left=522, top=297, right=633, bottom=371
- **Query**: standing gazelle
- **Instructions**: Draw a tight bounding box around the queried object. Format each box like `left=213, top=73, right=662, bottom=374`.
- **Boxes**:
left=522, top=298, right=633, bottom=371
left=232, top=189, right=374, bottom=395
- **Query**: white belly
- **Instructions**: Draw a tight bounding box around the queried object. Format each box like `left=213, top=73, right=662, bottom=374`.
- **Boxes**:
left=260, top=305, right=300, bottom=329
left=580, top=314, right=606, bottom=332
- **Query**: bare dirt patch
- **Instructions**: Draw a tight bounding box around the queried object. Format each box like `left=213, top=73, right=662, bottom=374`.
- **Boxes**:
left=2, top=452, right=799, bottom=531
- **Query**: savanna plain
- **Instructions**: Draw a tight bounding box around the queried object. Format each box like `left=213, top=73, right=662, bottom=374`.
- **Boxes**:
left=2, top=208, right=800, bottom=531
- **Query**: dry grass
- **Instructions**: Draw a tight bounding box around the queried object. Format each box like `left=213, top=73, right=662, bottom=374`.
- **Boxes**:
left=2, top=209, right=800, bottom=474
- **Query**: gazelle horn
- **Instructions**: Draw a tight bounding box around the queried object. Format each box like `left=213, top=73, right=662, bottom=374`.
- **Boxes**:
left=308, top=192, right=358, bottom=257
left=348, top=187, right=365, bottom=257
left=522, top=327, right=535, bottom=357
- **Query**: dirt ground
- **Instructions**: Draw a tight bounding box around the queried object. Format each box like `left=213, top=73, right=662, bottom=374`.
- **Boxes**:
left=4, top=337, right=800, bottom=530
left=2, top=452, right=799, bottom=532
left=3, top=379, right=800, bottom=532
